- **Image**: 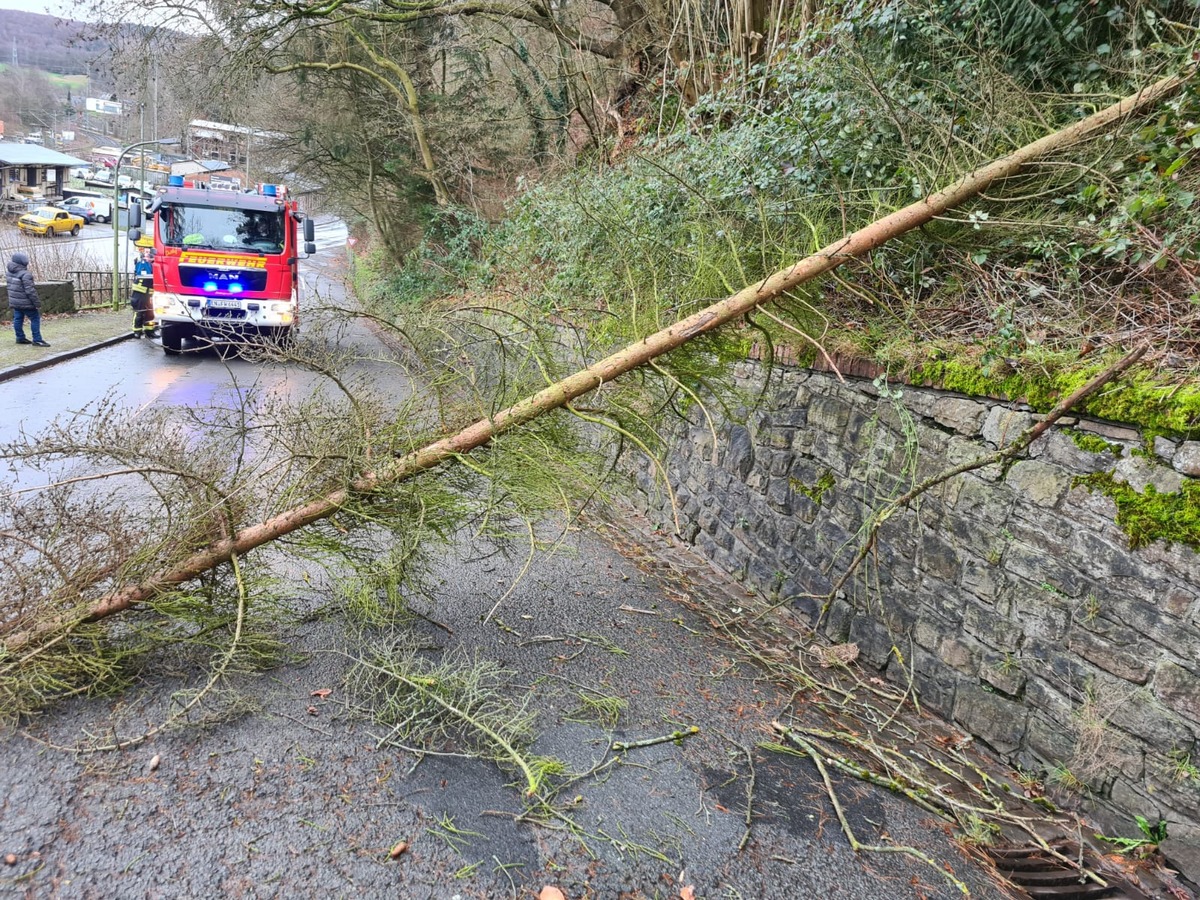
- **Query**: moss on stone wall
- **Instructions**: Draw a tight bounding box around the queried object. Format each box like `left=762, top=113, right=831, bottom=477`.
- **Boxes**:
left=790, top=470, right=836, bottom=506
left=1068, top=429, right=1123, bottom=455
left=915, top=357, right=1200, bottom=440
left=1076, top=471, right=1200, bottom=550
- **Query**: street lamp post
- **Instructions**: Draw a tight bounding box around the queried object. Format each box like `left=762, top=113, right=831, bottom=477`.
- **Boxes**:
left=112, top=137, right=180, bottom=309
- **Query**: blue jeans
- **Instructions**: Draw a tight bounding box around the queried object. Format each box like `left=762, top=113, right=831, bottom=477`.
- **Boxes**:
left=12, top=308, right=42, bottom=343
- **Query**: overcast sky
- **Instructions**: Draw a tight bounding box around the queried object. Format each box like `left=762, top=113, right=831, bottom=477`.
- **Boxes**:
left=1, top=0, right=88, bottom=18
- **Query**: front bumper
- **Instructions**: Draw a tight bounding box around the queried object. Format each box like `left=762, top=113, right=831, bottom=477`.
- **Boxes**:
left=154, top=291, right=296, bottom=338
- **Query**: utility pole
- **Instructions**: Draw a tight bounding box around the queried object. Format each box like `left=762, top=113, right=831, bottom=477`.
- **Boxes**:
left=153, top=60, right=159, bottom=143
left=139, top=102, right=146, bottom=207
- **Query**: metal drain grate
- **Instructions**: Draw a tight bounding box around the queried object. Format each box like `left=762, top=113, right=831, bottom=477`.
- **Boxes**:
left=985, top=843, right=1159, bottom=899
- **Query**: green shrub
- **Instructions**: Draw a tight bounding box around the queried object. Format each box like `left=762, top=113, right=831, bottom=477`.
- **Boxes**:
left=369, top=0, right=1200, bottom=411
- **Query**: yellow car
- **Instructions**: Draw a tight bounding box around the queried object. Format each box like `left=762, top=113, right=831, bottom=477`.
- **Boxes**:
left=18, top=206, right=84, bottom=237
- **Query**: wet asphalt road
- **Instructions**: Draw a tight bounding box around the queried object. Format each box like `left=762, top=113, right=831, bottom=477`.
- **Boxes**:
left=0, top=231, right=1010, bottom=899
left=0, top=532, right=1010, bottom=899
left=0, top=218, right=352, bottom=443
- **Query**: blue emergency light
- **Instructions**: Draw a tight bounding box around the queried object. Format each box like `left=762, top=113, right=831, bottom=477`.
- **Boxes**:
left=204, top=280, right=244, bottom=294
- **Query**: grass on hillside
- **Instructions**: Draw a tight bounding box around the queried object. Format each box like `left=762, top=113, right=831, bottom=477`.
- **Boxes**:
left=44, top=72, right=89, bottom=89
left=0, top=63, right=88, bottom=85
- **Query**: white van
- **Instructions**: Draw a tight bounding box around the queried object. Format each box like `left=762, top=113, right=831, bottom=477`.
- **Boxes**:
left=61, top=192, right=114, bottom=224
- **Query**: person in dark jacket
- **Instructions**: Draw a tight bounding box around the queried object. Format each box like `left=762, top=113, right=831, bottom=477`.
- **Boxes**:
left=6, top=252, right=50, bottom=347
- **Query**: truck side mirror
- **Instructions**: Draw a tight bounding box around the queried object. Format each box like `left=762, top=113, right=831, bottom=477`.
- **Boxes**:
left=303, top=216, right=315, bottom=243
left=129, top=200, right=142, bottom=228
left=127, top=228, right=142, bottom=243
left=304, top=242, right=317, bottom=255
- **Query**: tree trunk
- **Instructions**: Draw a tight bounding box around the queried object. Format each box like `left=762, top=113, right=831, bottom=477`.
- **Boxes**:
left=3, top=70, right=1190, bottom=654
left=349, top=31, right=451, bottom=206
left=735, top=0, right=769, bottom=67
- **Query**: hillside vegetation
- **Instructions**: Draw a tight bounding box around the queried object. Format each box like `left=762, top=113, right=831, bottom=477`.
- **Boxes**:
left=0, top=10, right=116, bottom=136
left=0, top=9, right=109, bottom=75
left=352, top=1, right=1200, bottom=438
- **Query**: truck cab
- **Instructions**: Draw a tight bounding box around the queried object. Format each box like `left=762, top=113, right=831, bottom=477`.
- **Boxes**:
left=135, top=178, right=316, bottom=353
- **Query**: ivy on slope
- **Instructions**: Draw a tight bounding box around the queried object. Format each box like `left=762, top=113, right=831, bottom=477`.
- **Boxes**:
left=369, top=0, right=1200, bottom=437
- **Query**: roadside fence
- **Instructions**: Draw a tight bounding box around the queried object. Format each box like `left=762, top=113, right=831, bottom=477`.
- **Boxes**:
left=68, top=270, right=130, bottom=309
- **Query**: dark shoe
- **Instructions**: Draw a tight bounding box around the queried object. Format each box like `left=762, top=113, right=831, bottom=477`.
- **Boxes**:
left=32, top=340, right=50, bottom=348
left=15, top=338, right=31, bottom=345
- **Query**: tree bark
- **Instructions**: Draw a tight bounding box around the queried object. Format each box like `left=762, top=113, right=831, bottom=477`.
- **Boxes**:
left=3, top=69, right=1190, bottom=654
left=270, top=40, right=450, bottom=207
left=735, top=0, right=769, bottom=67
left=348, top=30, right=451, bottom=206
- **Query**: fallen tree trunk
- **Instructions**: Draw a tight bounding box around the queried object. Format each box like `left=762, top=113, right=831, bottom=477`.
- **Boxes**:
left=4, top=69, right=1190, bottom=655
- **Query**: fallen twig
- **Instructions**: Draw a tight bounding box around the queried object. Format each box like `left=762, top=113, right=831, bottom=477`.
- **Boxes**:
left=612, top=725, right=700, bottom=752
left=777, top=726, right=970, bottom=895
left=738, top=743, right=755, bottom=852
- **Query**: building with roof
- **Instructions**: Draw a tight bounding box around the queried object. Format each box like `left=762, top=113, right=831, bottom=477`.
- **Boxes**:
left=171, top=159, right=233, bottom=177
left=186, top=120, right=283, bottom=175
left=0, top=142, right=90, bottom=206
left=170, top=160, right=248, bottom=192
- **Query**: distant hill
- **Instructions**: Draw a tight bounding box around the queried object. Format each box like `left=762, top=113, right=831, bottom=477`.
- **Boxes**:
left=0, top=8, right=112, bottom=76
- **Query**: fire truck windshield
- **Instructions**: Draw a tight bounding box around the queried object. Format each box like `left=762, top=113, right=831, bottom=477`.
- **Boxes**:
left=159, top=204, right=285, bottom=254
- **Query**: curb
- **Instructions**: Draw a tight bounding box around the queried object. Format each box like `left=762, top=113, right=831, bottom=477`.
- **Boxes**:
left=0, top=332, right=134, bottom=384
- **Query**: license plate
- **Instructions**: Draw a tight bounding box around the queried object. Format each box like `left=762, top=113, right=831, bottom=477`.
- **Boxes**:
left=208, top=298, right=242, bottom=309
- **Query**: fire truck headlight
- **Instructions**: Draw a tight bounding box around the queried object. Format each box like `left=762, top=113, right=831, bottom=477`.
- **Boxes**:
left=154, top=294, right=184, bottom=317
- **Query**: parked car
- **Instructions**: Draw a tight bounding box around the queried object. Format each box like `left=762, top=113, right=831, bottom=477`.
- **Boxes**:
left=18, top=207, right=84, bottom=237
left=61, top=194, right=113, bottom=223
left=59, top=201, right=96, bottom=224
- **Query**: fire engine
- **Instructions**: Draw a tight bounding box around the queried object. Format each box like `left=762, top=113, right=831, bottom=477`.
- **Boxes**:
left=130, top=176, right=316, bottom=354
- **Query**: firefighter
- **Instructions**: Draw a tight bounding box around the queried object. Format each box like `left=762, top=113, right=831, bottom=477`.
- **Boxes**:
left=130, top=247, right=156, bottom=336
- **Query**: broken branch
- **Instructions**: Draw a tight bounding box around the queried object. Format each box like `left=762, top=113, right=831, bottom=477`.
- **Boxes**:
left=612, top=725, right=700, bottom=752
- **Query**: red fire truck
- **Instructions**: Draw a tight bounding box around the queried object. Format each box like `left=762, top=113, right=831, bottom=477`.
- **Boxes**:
left=130, top=177, right=316, bottom=354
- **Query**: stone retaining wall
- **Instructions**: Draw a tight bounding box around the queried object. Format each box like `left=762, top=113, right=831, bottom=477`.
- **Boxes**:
left=0, top=281, right=76, bottom=315
left=627, top=361, right=1200, bottom=851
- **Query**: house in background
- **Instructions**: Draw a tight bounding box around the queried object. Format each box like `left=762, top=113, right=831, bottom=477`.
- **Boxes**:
left=0, top=142, right=90, bottom=207
left=185, top=120, right=283, bottom=176
left=170, top=159, right=248, bottom=192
